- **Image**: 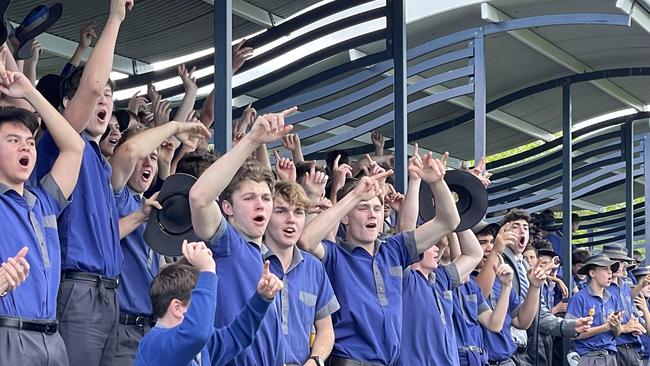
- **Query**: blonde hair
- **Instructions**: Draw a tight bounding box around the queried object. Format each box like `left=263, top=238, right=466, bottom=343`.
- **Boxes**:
left=273, top=181, right=312, bottom=209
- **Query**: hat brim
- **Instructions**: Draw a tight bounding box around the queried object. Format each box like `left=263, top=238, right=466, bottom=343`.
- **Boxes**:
left=472, top=220, right=500, bottom=236
left=603, top=253, right=634, bottom=262
left=578, top=260, right=621, bottom=276
left=15, top=3, right=63, bottom=60
left=537, top=249, right=560, bottom=259
left=144, top=173, right=199, bottom=256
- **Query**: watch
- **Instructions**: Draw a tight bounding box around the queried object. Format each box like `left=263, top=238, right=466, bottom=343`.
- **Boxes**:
left=309, top=356, right=324, bottom=366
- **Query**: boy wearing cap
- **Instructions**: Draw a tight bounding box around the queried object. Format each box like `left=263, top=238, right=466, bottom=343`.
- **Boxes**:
left=0, top=69, right=85, bottom=365
left=108, top=121, right=209, bottom=365
left=298, top=151, right=462, bottom=365
left=33, top=1, right=136, bottom=365
left=263, top=181, right=339, bottom=366
left=135, top=241, right=283, bottom=366
left=567, top=254, right=623, bottom=366
left=189, top=107, right=296, bottom=365
left=601, top=245, right=645, bottom=365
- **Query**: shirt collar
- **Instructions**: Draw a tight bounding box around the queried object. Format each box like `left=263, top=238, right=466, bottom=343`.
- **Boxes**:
left=338, top=238, right=382, bottom=255
left=0, top=182, right=36, bottom=208
left=586, top=284, right=610, bottom=301
left=261, top=245, right=304, bottom=273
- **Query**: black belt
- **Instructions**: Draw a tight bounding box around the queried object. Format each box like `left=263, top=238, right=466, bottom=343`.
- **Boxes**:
left=0, top=316, right=58, bottom=335
left=328, top=356, right=386, bottom=366
left=585, top=349, right=615, bottom=356
left=119, top=313, right=154, bottom=328
left=460, top=345, right=485, bottom=354
left=617, top=343, right=638, bottom=350
left=516, top=345, right=527, bottom=353
left=62, top=271, right=119, bottom=304
left=488, top=360, right=510, bottom=365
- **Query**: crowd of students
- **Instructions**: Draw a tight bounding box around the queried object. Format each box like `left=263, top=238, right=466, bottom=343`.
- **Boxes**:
left=1, top=1, right=650, bottom=366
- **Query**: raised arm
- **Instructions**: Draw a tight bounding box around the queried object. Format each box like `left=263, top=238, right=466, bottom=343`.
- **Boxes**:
left=23, top=42, right=43, bottom=85
left=453, top=230, right=483, bottom=280
left=397, top=144, right=422, bottom=232
left=189, top=107, right=296, bottom=240
left=174, top=64, right=197, bottom=123
left=476, top=224, right=516, bottom=298
left=479, top=264, right=513, bottom=332
left=512, top=262, right=545, bottom=330
left=110, top=121, right=209, bottom=191
left=282, top=134, right=304, bottom=163
left=64, top=0, right=132, bottom=133
left=68, top=20, right=97, bottom=68
left=411, top=152, right=461, bottom=254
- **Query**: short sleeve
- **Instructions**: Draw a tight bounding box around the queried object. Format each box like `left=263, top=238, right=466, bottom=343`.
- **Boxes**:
left=314, top=262, right=340, bottom=320
left=566, top=293, right=583, bottom=320
left=382, top=231, right=419, bottom=268
left=208, top=218, right=242, bottom=258
left=37, top=173, right=71, bottom=215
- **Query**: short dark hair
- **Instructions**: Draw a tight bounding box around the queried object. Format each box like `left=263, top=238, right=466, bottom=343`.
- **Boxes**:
left=0, top=107, right=39, bottom=134
left=296, top=161, right=326, bottom=183
left=59, top=66, right=116, bottom=108
left=176, top=151, right=220, bottom=178
left=532, top=238, right=553, bottom=252
left=572, top=248, right=590, bottom=265
left=572, top=213, right=581, bottom=224
left=523, top=245, right=537, bottom=254
left=500, top=208, right=531, bottom=226
left=220, top=160, right=274, bottom=206
left=149, top=264, right=198, bottom=319
left=326, top=150, right=349, bottom=175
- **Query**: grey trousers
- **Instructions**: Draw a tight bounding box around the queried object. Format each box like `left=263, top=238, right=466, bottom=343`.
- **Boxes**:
left=0, top=327, right=69, bottom=366
left=56, top=277, right=119, bottom=366
left=511, top=350, right=532, bottom=366
left=616, top=346, right=642, bottom=366
left=577, top=352, right=617, bottom=366
left=109, top=323, right=147, bottom=366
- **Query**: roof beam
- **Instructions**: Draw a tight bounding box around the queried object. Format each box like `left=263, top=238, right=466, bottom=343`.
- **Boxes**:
left=200, top=0, right=283, bottom=28
left=481, top=3, right=647, bottom=112
left=617, top=0, right=650, bottom=36
left=20, top=22, right=153, bottom=75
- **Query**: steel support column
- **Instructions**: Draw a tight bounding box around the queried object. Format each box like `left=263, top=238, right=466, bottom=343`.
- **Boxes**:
left=643, top=133, right=650, bottom=258
left=473, top=33, right=486, bottom=163
left=623, top=119, right=634, bottom=253
left=388, top=0, right=407, bottom=192
left=561, top=82, right=573, bottom=366
left=214, top=0, right=232, bottom=153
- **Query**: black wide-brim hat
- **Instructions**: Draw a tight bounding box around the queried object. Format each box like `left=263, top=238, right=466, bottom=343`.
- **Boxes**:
left=144, top=173, right=200, bottom=256
left=577, top=253, right=621, bottom=276
left=419, top=170, right=488, bottom=232
left=537, top=248, right=561, bottom=259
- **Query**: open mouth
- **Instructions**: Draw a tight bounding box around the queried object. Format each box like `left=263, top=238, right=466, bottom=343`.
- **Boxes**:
left=366, top=223, right=377, bottom=229
left=19, top=157, right=29, bottom=167
left=519, top=237, right=526, bottom=246
left=253, top=215, right=265, bottom=223
left=109, top=138, right=119, bottom=145
left=97, top=110, right=107, bottom=121
left=141, top=170, right=152, bottom=181
left=283, top=227, right=296, bottom=234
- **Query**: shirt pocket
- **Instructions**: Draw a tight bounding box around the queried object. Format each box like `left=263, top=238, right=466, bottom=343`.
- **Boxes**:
left=389, top=266, right=403, bottom=278
left=299, top=291, right=317, bottom=308
left=464, top=293, right=480, bottom=322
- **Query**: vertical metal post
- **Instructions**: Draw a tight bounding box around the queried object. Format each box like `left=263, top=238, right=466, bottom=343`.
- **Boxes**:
left=473, top=32, right=486, bottom=164
left=561, top=82, right=573, bottom=366
left=643, top=133, right=650, bottom=258
left=214, top=0, right=232, bottom=153
left=623, top=119, right=634, bottom=253
left=388, top=0, right=407, bottom=193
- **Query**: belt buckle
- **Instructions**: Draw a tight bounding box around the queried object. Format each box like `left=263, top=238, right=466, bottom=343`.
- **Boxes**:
left=135, top=316, right=146, bottom=327
left=44, top=322, right=57, bottom=335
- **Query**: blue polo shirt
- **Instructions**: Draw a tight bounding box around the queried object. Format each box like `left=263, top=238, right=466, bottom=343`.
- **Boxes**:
left=209, top=218, right=285, bottom=366
left=114, top=186, right=161, bottom=316
left=321, top=231, right=419, bottom=365
left=263, top=246, right=339, bottom=365
left=567, top=285, right=617, bottom=356
left=0, top=175, right=69, bottom=320
left=609, top=279, right=641, bottom=347
left=35, top=132, right=122, bottom=277
left=641, top=298, right=650, bottom=358
left=483, top=278, right=520, bottom=362
left=453, top=274, right=490, bottom=351
left=135, top=271, right=273, bottom=366
left=399, top=264, right=460, bottom=365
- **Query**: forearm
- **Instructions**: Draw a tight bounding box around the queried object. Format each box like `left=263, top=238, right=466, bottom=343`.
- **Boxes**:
left=82, top=18, right=120, bottom=95
left=514, top=286, right=541, bottom=329
left=24, top=60, right=37, bottom=85
left=69, top=45, right=88, bottom=67
left=429, top=180, right=460, bottom=230
left=448, top=233, right=461, bottom=262
left=199, top=88, right=215, bottom=129
left=256, top=144, right=272, bottom=171
left=310, top=325, right=334, bottom=361
left=476, top=255, right=500, bottom=298
left=25, top=89, right=83, bottom=153
left=453, top=230, right=483, bottom=280
left=175, top=88, right=197, bottom=122
left=299, top=193, right=359, bottom=253
left=290, top=147, right=304, bottom=163
left=397, top=178, right=420, bottom=232
left=119, top=209, right=147, bottom=239
left=577, top=323, right=611, bottom=339
left=486, top=283, right=512, bottom=332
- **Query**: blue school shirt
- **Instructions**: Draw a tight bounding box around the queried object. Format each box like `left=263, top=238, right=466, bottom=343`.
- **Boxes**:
left=483, top=278, right=520, bottom=362
left=399, top=264, right=460, bottom=365
left=262, top=246, right=340, bottom=365
left=453, top=274, right=490, bottom=351
left=135, top=271, right=272, bottom=366
left=641, top=298, right=650, bottom=358
left=609, top=279, right=642, bottom=348
left=35, top=132, right=122, bottom=277
left=209, top=218, right=285, bottom=366
left=0, top=175, right=69, bottom=320
left=114, top=186, right=160, bottom=316
left=567, top=285, right=617, bottom=356
left=321, top=231, right=419, bottom=365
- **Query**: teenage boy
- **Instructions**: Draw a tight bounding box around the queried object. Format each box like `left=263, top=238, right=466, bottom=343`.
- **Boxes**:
left=135, top=241, right=283, bottom=366
left=189, top=107, right=297, bottom=365
left=33, top=1, right=135, bottom=365
left=298, top=151, right=461, bottom=365
left=567, top=254, right=622, bottom=366
left=572, top=249, right=591, bottom=294
left=264, top=181, right=338, bottom=365
left=0, top=69, right=85, bottom=364
left=109, top=121, right=210, bottom=364
left=601, top=245, right=645, bottom=365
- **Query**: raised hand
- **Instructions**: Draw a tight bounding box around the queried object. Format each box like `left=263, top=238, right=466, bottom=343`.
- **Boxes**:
left=635, top=294, right=650, bottom=313
left=410, top=152, right=448, bottom=184
left=232, top=39, right=254, bottom=74
left=79, top=20, right=98, bottom=49
left=353, top=170, right=394, bottom=201
left=332, top=154, right=352, bottom=183
left=128, top=90, right=148, bottom=114
left=0, top=71, right=35, bottom=99
left=496, top=263, right=514, bottom=287
left=247, top=107, right=296, bottom=144
left=177, top=64, right=197, bottom=92
left=282, top=134, right=301, bottom=152
left=154, top=99, right=172, bottom=125
left=407, top=143, right=423, bottom=181
left=468, top=157, right=492, bottom=188
left=385, top=184, right=404, bottom=213
left=527, top=260, right=548, bottom=289
left=302, top=161, right=328, bottom=197
left=0, top=247, right=30, bottom=295
left=181, top=240, right=215, bottom=273
left=174, top=121, right=211, bottom=149
left=493, top=223, right=518, bottom=254
left=274, top=150, right=296, bottom=183
left=371, top=130, right=384, bottom=155
left=140, top=192, right=162, bottom=217
left=257, top=260, right=283, bottom=301
left=110, top=0, right=135, bottom=22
